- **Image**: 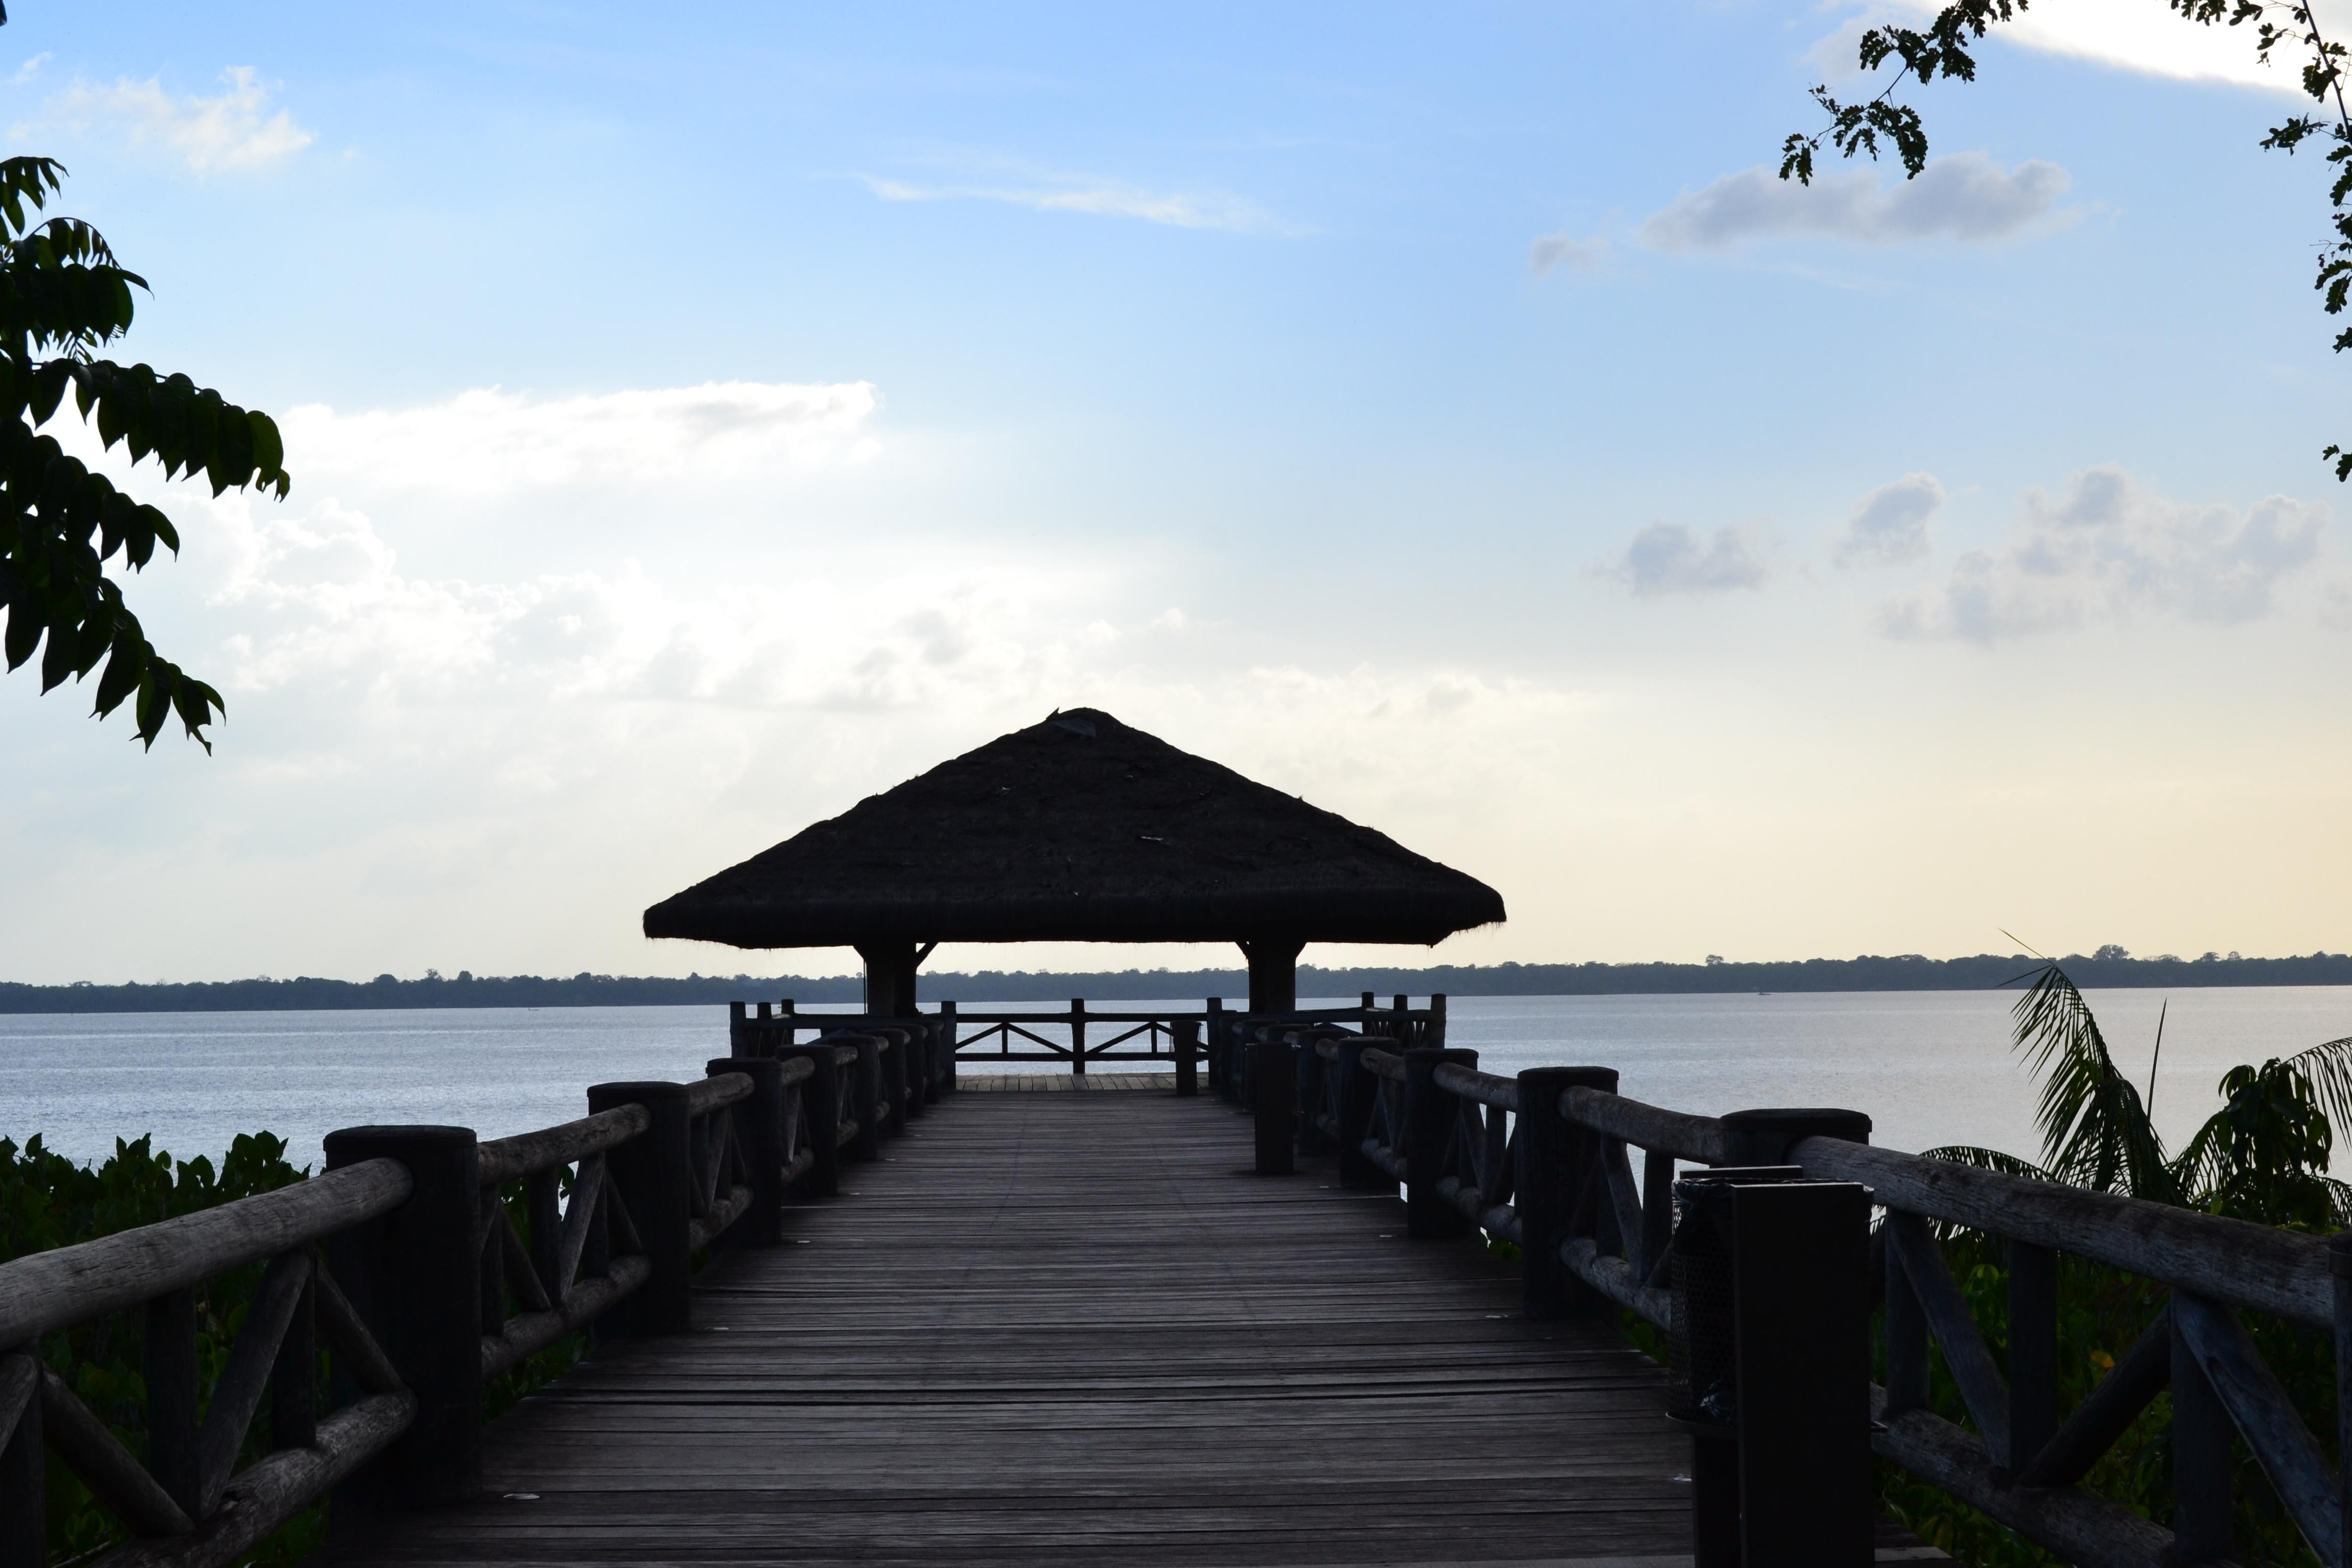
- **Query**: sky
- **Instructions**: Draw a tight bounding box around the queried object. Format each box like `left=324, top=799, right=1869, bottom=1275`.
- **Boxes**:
left=5, top=1, right=2352, bottom=985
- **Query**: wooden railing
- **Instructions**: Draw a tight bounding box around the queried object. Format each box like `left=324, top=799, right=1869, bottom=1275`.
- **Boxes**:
left=728, top=994, right=1448, bottom=1088
left=0, top=1037, right=947, bottom=1568
left=1269, top=1032, right=2352, bottom=1568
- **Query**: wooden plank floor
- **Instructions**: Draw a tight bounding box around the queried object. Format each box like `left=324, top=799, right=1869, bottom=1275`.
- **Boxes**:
left=325, top=1092, right=1707, bottom=1566
left=959, top=1069, right=1179, bottom=1091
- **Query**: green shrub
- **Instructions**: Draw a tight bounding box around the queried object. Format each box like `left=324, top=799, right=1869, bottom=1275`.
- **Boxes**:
left=0, top=1134, right=591, bottom=1565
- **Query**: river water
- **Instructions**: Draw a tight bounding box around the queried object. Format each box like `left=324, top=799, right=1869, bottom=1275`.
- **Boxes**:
left=4, top=987, right=2349, bottom=1170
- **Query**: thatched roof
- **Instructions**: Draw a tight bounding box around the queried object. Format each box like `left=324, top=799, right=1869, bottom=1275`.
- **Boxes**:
left=642, top=708, right=1505, bottom=948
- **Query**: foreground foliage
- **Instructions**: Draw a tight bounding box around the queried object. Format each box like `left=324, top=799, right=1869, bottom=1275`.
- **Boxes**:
left=0, top=1131, right=580, bottom=1564
left=1888, top=960, right=2350, bottom=1564
left=1783, top=1, right=2352, bottom=481
left=0, top=156, right=291, bottom=747
left=0, top=1131, right=315, bottom=1562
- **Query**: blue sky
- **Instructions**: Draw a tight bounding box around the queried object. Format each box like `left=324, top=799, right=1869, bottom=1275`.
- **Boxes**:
left=6, top=1, right=2351, bottom=983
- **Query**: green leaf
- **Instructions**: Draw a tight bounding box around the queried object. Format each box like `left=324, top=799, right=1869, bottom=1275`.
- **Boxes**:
left=27, top=361, right=66, bottom=426
left=38, top=605, right=80, bottom=692
left=91, top=632, right=141, bottom=717
left=1, top=597, right=37, bottom=671
left=169, top=673, right=220, bottom=752
left=133, top=670, right=168, bottom=748
left=248, top=409, right=284, bottom=484
left=0, top=165, right=279, bottom=750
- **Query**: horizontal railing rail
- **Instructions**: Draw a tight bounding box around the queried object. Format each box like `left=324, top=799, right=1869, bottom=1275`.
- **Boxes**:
left=728, top=994, right=1447, bottom=1091
left=1272, top=1038, right=2352, bottom=1568
left=0, top=1022, right=946, bottom=1568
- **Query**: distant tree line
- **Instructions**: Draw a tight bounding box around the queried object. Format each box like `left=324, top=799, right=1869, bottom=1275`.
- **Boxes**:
left=6, top=948, right=2351, bottom=1014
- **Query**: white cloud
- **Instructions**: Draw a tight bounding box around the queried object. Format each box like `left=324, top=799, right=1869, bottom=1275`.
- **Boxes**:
left=24, top=66, right=312, bottom=173
left=1643, top=153, right=2068, bottom=250
left=194, top=486, right=1099, bottom=718
left=10, top=54, right=51, bottom=88
left=860, top=174, right=1275, bottom=233
left=281, top=381, right=883, bottom=495
left=1606, top=521, right=1771, bottom=597
left=1878, top=467, right=2325, bottom=642
left=1835, top=474, right=1945, bottom=567
left=1530, top=232, right=1607, bottom=275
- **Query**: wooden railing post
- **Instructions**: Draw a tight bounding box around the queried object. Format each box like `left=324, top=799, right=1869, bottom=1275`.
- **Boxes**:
left=848, top=1036, right=884, bottom=1161
left=1250, top=1038, right=1297, bottom=1174
left=0, top=1349, right=42, bottom=1568
left=1404, top=1047, right=1477, bottom=1238
left=1883, top=1224, right=1929, bottom=1420
left=1676, top=1173, right=1875, bottom=1564
left=585, top=1083, right=693, bottom=1335
left=1335, top=1040, right=1389, bottom=1191
left=709, top=1057, right=786, bottom=1246
left=2171, top=1294, right=2234, bottom=1562
left=1517, top=1066, right=1618, bottom=1317
left=939, top=1001, right=959, bottom=1094
left=322, top=1124, right=483, bottom=1511
left=1719, top=1108, right=1872, bottom=1166
left=146, top=1285, right=200, bottom=1515
left=1175, top=1019, right=1199, bottom=1097
left=1071, top=998, right=1088, bottom=1077
left=1207, top=998, right=1229, bottom=1099
left=1293, top=1032, right=1326, bottom=1156
left=1428, top=994, right=1448, bottom=1048
left=776, top=1045, right=842, bottom=1197
left=2335, top=1231, right=2352, bottom=1560
left=271, top=1274, right=317, bottom=1451
left=884, top=1028, right=919, bottom=1125
left=729, top=1000, right=749, bottom=1059
left=2005, top=1239, right=2059, bottom=1476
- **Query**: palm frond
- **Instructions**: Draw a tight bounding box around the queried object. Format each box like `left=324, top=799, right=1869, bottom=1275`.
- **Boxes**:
left=2325, top=1177, right=2352, bottom=1229
left=1919, top=1144, right=2055, bottom=1182
left=2279, top=1035, right=2352, bottom=1137
left=2168, top=1115, right=2228, bottom=1204
left=2009, top=961, right=2175, bottom=1200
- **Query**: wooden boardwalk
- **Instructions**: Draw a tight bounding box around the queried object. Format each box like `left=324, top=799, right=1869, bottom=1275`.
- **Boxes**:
left=324, top=1093, right=1708, bottom=1566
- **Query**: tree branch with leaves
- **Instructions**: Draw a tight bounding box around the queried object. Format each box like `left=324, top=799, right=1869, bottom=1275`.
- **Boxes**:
left=0, top=157, right=290, bottom=750
left=1784, top=1, right=2352, bottom=478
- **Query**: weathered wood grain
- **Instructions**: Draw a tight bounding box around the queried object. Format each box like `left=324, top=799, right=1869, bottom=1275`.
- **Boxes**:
left=1801, top=1136, right=2333, bottom=1327
left=320, top=1093, right=1702, bottom=1567
left=478, top=1107, right=650, bottom=1187
left=1559, top=1090, right=1728, bottom=1168
left=1434, top=1061, right=1520, bottom=1111
left=1871, top=1390, right=2171, bottom=1568
left=0, top=1160, right=410, bottom=1345
left=683, top=1072, right=752, bottom=1119
left=94, top=1393, right=414, bottom=1568
left=195, top=1248, right=312, bottom=1512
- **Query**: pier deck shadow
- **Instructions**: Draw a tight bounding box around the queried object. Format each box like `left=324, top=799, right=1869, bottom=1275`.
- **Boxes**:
left=323, top=1092, right=1695, bottom=1566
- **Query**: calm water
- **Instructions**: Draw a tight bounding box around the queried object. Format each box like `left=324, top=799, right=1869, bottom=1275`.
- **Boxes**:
left=5, top=988, right=2350, bottom=1169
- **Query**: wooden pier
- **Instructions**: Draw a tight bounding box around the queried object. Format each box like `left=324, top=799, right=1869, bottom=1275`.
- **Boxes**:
left=322, top=1091, right=1696, bottom=1566
left=16, top=1001, right=2352, bottom=1567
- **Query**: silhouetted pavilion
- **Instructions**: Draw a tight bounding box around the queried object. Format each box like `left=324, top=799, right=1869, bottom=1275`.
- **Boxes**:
left=642, top=707, right=1504, bottom=1012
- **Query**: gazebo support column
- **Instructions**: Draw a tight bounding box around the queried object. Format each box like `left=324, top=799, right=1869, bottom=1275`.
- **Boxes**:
left=856, top=939, right=927, bottom=1017
left=1240, top=938, right=1304, bottom=1014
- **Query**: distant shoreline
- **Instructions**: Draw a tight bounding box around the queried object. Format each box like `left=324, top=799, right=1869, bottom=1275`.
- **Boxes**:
left=5, top=951, right=2350, bottom=1013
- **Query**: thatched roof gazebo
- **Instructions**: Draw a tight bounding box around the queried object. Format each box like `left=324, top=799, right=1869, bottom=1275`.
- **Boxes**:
left=643, top=708, right=1504, bottom=1012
